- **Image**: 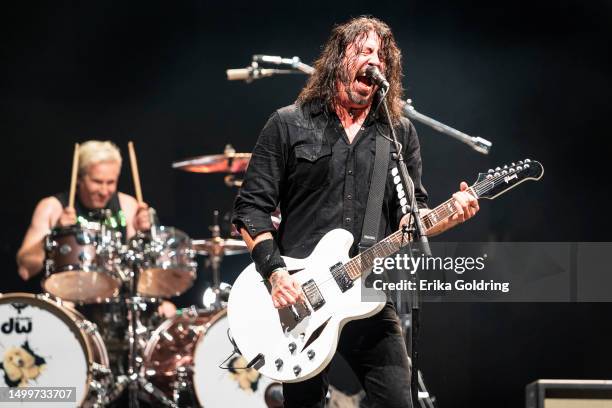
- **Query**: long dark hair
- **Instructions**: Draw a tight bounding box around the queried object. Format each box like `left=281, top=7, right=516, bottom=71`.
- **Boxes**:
left=297, top=16, right=404, bottom=123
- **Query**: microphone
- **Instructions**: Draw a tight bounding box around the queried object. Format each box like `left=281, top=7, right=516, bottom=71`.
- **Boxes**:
left=226, top=67, right=255, bottom=81
left=226, top=66, right=278, bottom=83
left=365, top=65, right=390, bottom=89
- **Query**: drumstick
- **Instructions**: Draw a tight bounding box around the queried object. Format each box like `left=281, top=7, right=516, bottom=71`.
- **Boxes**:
left=128, top=141, right=143, bottom=203
left=68, top=143, right=80, bottom=209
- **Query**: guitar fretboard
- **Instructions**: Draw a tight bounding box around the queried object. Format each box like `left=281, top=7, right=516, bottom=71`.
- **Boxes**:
left=342, top=186, right=478, bottom=280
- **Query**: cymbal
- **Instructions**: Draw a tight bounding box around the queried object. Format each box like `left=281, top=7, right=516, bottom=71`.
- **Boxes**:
left=192, top=237, right=248, bottom=256
left=172, top=152, right=251, bottom=174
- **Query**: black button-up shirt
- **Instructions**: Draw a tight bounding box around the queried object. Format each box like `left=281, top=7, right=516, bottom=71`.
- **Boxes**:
left=232, top=102, right=428, bottom=258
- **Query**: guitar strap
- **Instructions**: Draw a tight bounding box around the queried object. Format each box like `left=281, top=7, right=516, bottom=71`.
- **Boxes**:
left=358, top=128, right=391, bottom=253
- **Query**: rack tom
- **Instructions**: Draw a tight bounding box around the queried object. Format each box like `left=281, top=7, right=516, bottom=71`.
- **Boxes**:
left=43, top=223, right=122, bottom=303
left=130, top=226, right=197, bottom=297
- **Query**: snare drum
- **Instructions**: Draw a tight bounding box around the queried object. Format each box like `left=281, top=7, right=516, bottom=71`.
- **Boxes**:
left=43, top=223, right=122, bottom=303
left=130, top=226, right=197, bottom=297
left=0, top=293, right=110, bottom=407
left=142, top=308, right=279, bottom=407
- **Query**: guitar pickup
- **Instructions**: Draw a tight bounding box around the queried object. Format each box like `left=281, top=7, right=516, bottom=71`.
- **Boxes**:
left=331, top=262, right=353, bottom=292
left=302, top=279, right=325, bottom=311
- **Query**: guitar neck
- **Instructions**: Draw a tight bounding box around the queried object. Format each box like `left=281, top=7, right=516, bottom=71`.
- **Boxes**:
left=341, top=159, right=543, bottom=280
left=343, top=187, right=478, bottom=280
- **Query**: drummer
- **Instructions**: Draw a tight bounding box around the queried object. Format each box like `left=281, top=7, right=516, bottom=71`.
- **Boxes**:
left=16, top=140, right=176, bottom=316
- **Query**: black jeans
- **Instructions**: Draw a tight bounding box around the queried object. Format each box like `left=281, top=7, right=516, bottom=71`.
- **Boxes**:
left=282, top=302, right=413, bottom=408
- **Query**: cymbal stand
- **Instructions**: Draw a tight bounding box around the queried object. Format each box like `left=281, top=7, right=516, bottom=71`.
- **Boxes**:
left=203, top=210, right=231, bottom=310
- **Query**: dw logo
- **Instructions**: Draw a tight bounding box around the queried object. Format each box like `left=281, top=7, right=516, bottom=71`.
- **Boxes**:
left=1, top=318, right=32, bottom=335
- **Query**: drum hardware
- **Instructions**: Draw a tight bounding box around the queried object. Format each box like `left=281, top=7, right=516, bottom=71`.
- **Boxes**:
left=172, top=144, right=251, bottom=174
left=111, top=261, right=178, bottom=408
left=224, top=174, right=243, bottom=188
left=195, top=210, right=243, bottom=311
left=172, top=366, right=197, bottom=407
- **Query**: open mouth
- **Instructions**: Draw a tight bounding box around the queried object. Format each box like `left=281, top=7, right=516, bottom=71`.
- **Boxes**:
left=352, top=71, right=373, bottom=95
left=355, top=71, right=372, bottom=87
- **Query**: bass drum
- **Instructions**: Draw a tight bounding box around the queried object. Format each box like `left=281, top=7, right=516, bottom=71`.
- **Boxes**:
left=0, top=293, right=110, bottom=407
left=143, top=308, right=279, bottom=407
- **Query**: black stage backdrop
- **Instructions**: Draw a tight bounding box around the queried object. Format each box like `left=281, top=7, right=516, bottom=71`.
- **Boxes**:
left=1, top=1, right=611, bottom=407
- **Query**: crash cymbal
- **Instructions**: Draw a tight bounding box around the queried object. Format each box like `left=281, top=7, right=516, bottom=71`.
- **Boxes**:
left=172, top=145, right=251, bottom=174
left=192, top=237, right=248, bottom=256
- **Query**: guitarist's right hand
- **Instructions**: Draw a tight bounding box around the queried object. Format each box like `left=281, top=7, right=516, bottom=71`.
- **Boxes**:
left=269, top=268, right=304, bottom=309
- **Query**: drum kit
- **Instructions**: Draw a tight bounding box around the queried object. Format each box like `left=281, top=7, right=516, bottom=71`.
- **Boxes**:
left=0, top=146, right=284, bottom=408
left=1, top=144, right=361, bottom=407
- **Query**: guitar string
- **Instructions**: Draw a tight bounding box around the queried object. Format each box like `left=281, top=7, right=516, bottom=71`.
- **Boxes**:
left=301, top=167, right=538, bottom=291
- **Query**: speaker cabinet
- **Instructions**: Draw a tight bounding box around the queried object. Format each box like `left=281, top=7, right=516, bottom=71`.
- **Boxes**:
left=526, top=380, right=612, bottom=408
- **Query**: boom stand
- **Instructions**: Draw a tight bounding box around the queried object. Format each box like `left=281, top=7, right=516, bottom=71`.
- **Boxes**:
left=379, top=89, right=433, bottom=408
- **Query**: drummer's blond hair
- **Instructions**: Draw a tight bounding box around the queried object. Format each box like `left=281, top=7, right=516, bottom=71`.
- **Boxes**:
left=78, top=140, right=122, bottom=177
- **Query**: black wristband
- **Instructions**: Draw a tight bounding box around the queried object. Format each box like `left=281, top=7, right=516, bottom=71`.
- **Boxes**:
left=251, top=239, right=286, bottom=281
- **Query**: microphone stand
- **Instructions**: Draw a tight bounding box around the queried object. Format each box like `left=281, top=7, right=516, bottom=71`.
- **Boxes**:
left=378, top=87, right=432, bottom=408
left=227, top=55, right=492, bottom=155
left=402, top=99, right=491, bottom=155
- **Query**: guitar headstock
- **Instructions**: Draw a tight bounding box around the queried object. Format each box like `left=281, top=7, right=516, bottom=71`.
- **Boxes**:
left=474, top=159, right=544, bottom=200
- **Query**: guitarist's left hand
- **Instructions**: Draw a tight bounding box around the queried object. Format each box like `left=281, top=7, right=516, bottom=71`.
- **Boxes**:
left=449, top=181, right=479, bottom=225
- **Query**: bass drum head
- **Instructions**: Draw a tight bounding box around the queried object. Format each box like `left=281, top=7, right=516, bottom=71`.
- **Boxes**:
left=193, top=309, right=278, bottom=408
left=0, top=293, right=96, bottom=407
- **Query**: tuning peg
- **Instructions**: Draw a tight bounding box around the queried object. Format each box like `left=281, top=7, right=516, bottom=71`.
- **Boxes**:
left=486, top=174, right=493, bottom=179
left=503, top=165, right=508, bottom=169
left=511, top=162, right=516, bottom=167
left=524, top=163, right=530, bottom=169
left=518, top=161, right=524, bottom=165
left=509, top=168, right=516, bottom=173
left=494, top=172, right=501, bottom=177
left=502, top=170, right=508, bottom=175
left=495, top=167, right=501, bottom=171
left=524, top=159, right=531, bottom=163
left=516, top=166, right=523, bottom=171
left=488, top=169, right=494, bottom=173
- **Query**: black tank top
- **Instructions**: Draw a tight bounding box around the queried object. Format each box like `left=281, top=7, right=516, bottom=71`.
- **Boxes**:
left=54, top=191, right=128, bottom=242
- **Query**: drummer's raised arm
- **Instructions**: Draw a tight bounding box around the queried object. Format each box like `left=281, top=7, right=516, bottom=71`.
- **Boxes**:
left=17, top=196, right=63, bottom=280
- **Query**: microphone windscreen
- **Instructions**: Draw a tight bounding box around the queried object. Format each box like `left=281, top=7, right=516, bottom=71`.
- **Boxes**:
left=226, top=68, right=251, bottom=81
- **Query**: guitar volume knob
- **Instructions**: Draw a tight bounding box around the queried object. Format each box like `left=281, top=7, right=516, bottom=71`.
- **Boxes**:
left=275, top=358, right=283, bottom=370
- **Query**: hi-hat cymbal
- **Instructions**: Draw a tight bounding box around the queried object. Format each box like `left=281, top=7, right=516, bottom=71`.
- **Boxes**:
left=172, top=152, right=251, bottom=174
left=192, top=237, right=248, bottom=256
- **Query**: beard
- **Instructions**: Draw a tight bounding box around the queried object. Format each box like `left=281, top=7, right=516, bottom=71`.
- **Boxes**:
left=345, top=87, right=371, bottom=106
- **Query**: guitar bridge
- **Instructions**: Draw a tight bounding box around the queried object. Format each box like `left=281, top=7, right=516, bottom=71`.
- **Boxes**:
left=331, top=262, right=353, bottom=292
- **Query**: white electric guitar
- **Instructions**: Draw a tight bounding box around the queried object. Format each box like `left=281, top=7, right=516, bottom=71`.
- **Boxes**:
left=227, top=159, right=543, bottom=383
